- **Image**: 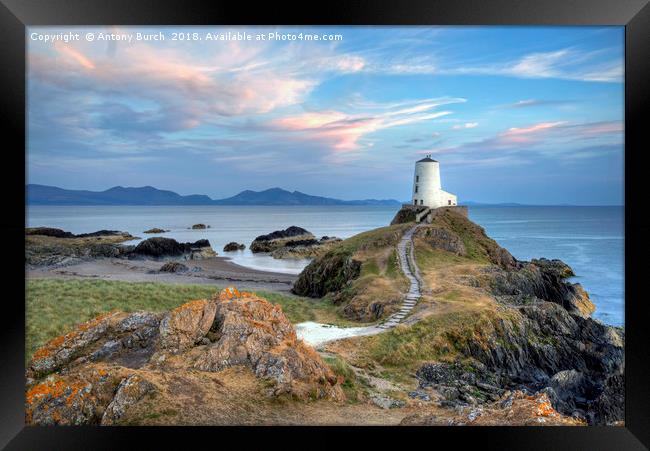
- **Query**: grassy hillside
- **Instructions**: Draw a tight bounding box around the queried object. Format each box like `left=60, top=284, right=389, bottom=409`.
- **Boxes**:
left=293, top=223, right=412, bottom=322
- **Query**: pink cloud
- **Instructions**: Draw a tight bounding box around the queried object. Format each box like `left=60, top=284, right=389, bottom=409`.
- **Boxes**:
left=499, top=121, right=566, bottom=144
left=271, top=102, right=456, bottom=152
left=34, top=39, right=317, bottom=130
left=53, top=41, right=96, bottom=70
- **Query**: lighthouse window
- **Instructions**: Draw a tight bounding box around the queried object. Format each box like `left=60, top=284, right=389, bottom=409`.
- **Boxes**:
left=415, top=185, right=418, bottom=193
left=416, top=176, right=419, bottom=182
left=420, top=200, right=423, bottom=205
left=413, top=200, right=418, bottom=206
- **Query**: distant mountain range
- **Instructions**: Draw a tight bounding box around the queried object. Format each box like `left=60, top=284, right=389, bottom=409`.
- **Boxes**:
left=26, top=184, right=402, bottom=206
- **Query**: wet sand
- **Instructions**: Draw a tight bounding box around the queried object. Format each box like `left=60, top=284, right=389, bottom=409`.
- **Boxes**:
left=27, top=256, right=298, bottom=293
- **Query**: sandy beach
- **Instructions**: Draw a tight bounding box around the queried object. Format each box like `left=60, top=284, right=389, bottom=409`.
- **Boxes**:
left=27, top=256, right=298, bottom=293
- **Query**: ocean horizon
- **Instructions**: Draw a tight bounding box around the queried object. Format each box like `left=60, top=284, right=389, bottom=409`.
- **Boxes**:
left=26, top=204, right=624, bottom=327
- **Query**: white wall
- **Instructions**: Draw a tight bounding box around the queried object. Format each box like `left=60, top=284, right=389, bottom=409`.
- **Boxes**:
left=411, top=161, right=457, bottom=208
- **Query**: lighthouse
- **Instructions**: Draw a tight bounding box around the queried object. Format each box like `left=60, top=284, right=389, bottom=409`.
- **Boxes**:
left=411, top=155, right=457, bottom=208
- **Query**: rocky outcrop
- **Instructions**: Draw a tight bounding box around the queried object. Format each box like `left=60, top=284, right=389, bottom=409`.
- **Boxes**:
left=101, top=374, right=157, bottom=425
left=250, top=226, right=314, bottom=253
left=159, top=261, right=189, bottom=273
left=292, top=249, right=361, bottom=298
left=159, top=299, right=217, bottom=353
left=143, top=228, right=169, bottom=234
left=414, top=209, right=517, bottom=269
left=25, top=229, right=137, bottom=267
left=414, top=301, right=623, bottom=425
left=26, top=366, right=128, bottom=426
left=418, top=227, right=467, bottom=255
left=26, top=228, right=132, bottom=239
left=192, top=287, right=343, bottom=400
left=26, top=227, right=76, bottom=238
left=25, top=288, right=344, bottom=425
left=487, top=259, right=595, bottom=317
left=271, top=236, right=342, bottom=259
left=190, top=224, right=209, bottom=229
left=390, top=206, right=428, bottom=225
left=223, top=242, right=245, bottom=252
left=27, top=311, right=163, bottom=381
left=128, top=237, right=216, bottom=260
left=401, top=390, right=584, bottom=426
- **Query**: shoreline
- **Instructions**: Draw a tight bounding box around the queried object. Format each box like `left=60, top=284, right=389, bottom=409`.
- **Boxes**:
left=26, top=255, right=298, bottom=293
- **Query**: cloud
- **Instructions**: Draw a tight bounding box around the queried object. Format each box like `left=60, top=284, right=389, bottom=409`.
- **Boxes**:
left=271, top=98, right=465, bottom=151
left=445, top=48, right=622, bottom=83
left=452, top=122, right=479, bottom=130
left=30, top=38, right=318, bottom=135
left=497, top=99, right=576, bottom=109
left=428, top=119, right=622, bottom=167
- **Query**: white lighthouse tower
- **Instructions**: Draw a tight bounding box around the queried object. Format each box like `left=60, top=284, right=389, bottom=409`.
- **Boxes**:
left=411, top=155, right=457, bottom=208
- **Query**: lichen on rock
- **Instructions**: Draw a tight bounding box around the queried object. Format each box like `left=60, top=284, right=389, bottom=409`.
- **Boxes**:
left=25, top=287, right=345, bottom=425
left=158, top=299, right=217, bottom=353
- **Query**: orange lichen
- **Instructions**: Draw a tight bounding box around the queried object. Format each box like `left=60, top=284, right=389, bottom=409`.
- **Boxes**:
left=31, top=311, right=117, bottom=362
left=218, top=286, right=242, bottom=301
left=25, top=378, right=88, bottom=407
left=172, top=299, right=209, bottom=314
left=533, top=396, right=557, bottom=417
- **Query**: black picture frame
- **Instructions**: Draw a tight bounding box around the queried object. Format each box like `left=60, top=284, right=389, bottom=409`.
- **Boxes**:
left=1, top=0, right=648, bottom=449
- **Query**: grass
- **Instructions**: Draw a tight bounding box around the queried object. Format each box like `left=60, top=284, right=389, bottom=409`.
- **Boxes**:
left=364, top=308, right=504, bottom=368
left=25, top=278, right=346, bottom=362
left=323, top=355, right=366, bottom=403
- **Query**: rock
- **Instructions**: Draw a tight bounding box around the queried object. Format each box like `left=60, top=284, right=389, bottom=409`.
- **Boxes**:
left=408, top=390, right=431, bottom=401
left=28, top=312, right=123, bottom=378
left=192, top=287, right=343, bottom=401
left=26, top=227, right=75, bottom=238
left=271, top=236, right=342, bottom=259
left=26, top=228, right=132, bottom=239
left=223, top=242, right=245, bottom=252
left=158, top=299, right=217, bottom=353
left=531, top=258, right=575, bottom=278
left=159, top=262, right=189, bottom=273
left=101, top=374, right=156, bottom=425
left=25, top=230, right=137, bottom=267
left=291, top=249, right=361, bottom=297
left=75, top=230, right=131, bottom=238
left=438, top=301, right=624, bottom=424
left=27, top=311, right=163, bottom=380
left=250, top=226, right=314, bottom=253
left=128, top=237, right=216, bottom=260
left=418, top=227, right=466, bottom=255
left=401, top=390, right=585, bottom=426
left=25, top=288, right=345, bottom=425
left=587, top=373, right=624, bottom=425
left=25, top=366, right=125, bottom=425
left=415, top=361, right=504, bottom=408
left=390, top=206, right=428, bottom=225
left=489, top=259, right=595, bottom=317
left=370, top=394, right=405, bottom=409
left=143, top=228, right=168, bottom=234
left=191, top=224, right=209, bottom=229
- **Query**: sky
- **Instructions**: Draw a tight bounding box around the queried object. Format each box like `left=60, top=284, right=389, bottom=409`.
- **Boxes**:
left=27, top=26, right=624, bottom=205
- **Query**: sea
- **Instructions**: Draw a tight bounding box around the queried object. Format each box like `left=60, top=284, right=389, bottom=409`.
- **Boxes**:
left=26, top=205, right=624, bottom=327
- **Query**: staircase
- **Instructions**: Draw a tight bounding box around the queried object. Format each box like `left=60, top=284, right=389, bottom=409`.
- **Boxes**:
left=379, top=224, right=423, bottom=329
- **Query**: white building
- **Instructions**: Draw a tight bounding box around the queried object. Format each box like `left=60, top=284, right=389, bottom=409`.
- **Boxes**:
left=411, top=156, right=457, bottom=208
